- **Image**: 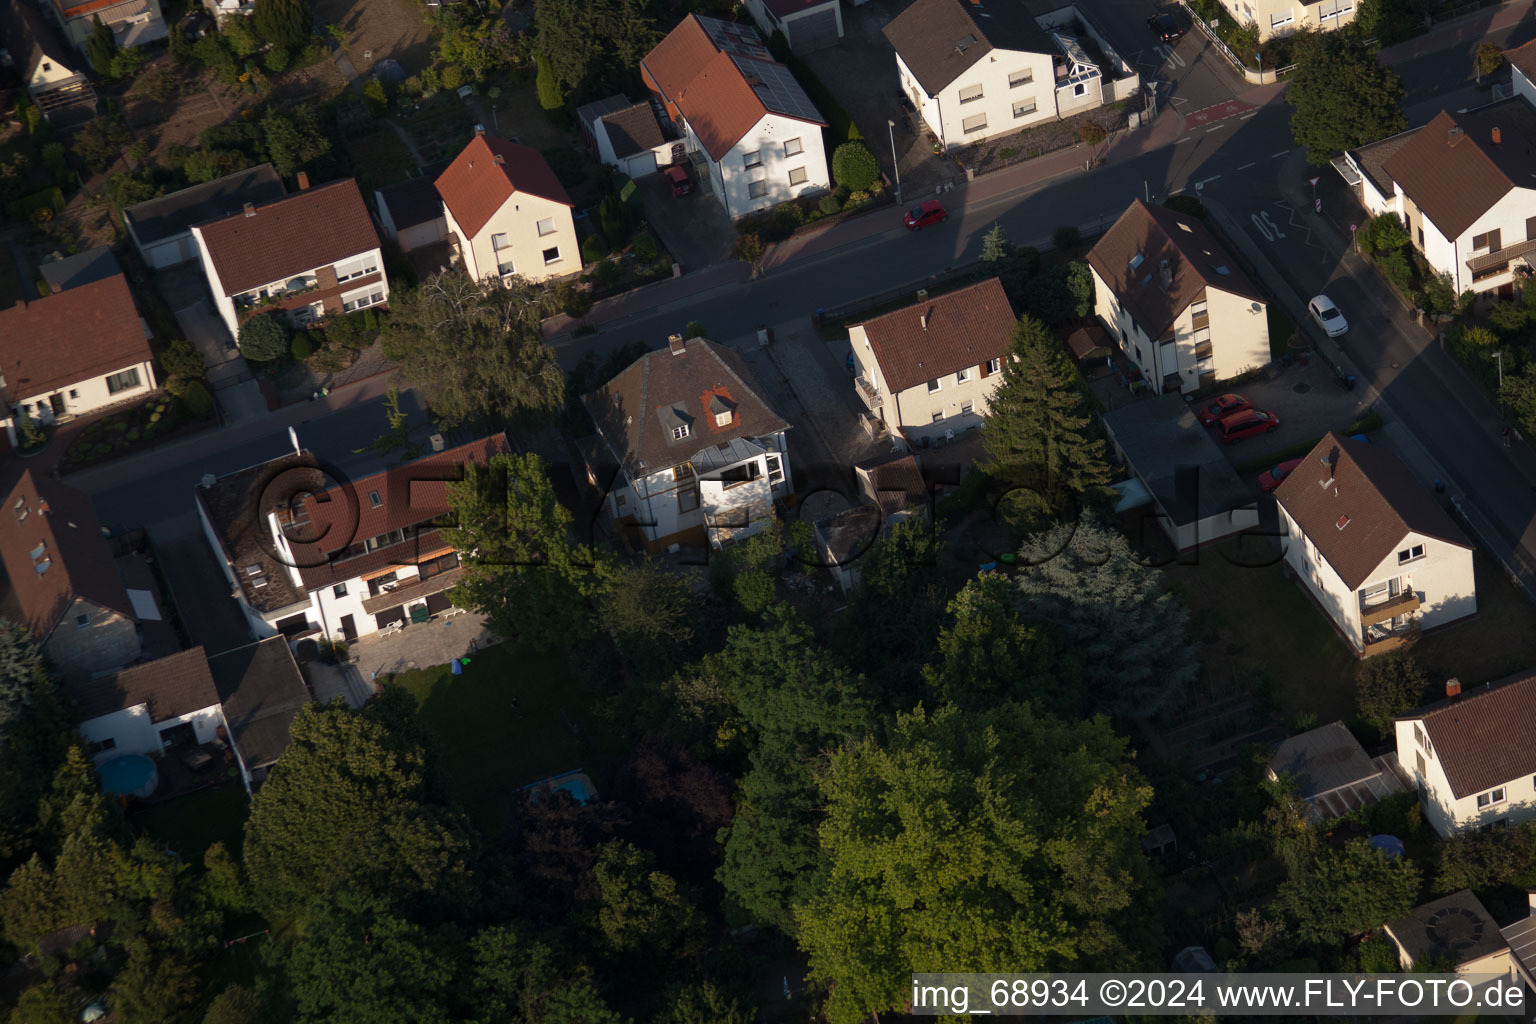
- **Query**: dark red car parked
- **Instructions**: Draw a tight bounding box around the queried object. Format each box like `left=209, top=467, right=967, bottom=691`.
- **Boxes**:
left=1217, top=409, right=1282, bottom=444
left=664, top=166, right=692, bottom=197
left=904, top=200, right=948, bottom=231
left=1196, top=393, right=1251, bottom=427
left=1258, top=457, right=1304, bottom=492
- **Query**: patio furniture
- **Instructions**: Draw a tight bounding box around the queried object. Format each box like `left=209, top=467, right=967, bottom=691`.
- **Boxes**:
left=181, top=749, right=214, bottom=772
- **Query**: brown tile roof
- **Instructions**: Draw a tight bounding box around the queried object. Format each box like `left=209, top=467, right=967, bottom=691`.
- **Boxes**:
left=1346, top=127, right=1421, bottom=201
left=193, top=178, right=381, bottom=296
left=583, top=337, right=791, bottom=478
left=882, top=0, right=1053, bottom=96
left=1408, top=671, right=1536, bottom=799
left=0, top=468, right=133, bottom=641
left=642, top=16, right=824, bottom=162
left=600, top=102, right=666, bottom=159
left=855, top=450, right=929, bottom=517
left=433, top=135, right=572, bottom=240
left=66, top=647, right=220, bottom=723
left=854, top=277, right=1016, bottom=394
left=1087, top=200, right=1264, bottom=341
left=1273, top=433, right=1471, bottom=591
left=1382, top=101, right=1536, bottom=241
left=288, top=435, right=509, bottom=591
left=0, top=273, right=152, bottom=403
left=197, top=453, right=317, bottom=616
left=1508, top=39, right=1536, bottom=88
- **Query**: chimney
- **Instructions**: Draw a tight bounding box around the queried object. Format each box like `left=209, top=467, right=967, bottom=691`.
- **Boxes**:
left=474, top=124, right=486, bottom=136
left=1448, top=126, right=1464, bottom=146
left=1493, top=126, right=1503, bottom=146
left=494, top=153, right=505, bottom=166
left=1527, top=889, right=1536, bottom=915
left=1446, top=677, right=1462, bottom=698
left=243, top=202, right=255, bottom=218
left=668, top=333, right=687, bottom=356
left=296, top=170, right=310, bottom=190
left=37, top=499, right=49, bottom=515
left=916, top=288, right=929, bottom=302
left=920, top=311, right=929, bottom=331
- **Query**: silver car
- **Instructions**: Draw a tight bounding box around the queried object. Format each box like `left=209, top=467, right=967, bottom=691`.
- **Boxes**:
left=1309, top=294, right=1348, bottom=337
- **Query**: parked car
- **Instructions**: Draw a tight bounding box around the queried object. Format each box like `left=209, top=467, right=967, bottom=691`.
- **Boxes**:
left=904, top=200, right=948, bottom=231
left=1147, top=12, right=1183, bottom=41
left=664, top=166, right=692, bottom=197
left=1258, top=457, right=1304, bottom=492
left=1308, top=294, right=1348, bottom=337
left=1196, top=393, right=1251, bottom=426
left=1217, top=409, right=1281, bottom=444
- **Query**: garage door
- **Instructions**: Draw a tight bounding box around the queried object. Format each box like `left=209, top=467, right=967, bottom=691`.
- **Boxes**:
left=176, top=234, right=199, bottom=264
left=625, top=152, right=658, bottom=178
left=789, top=6, right=840, bottom=53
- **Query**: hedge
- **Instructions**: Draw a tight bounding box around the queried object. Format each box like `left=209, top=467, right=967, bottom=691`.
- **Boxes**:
left=5, top=187, right=65, bottom=223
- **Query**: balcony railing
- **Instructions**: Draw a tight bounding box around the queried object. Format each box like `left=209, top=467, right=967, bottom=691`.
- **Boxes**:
left=854, top=375, right=880, bottom=411
left=1360, top=590, right=1420, bottom=627
left=1363, top=631, right=1412, bottom=655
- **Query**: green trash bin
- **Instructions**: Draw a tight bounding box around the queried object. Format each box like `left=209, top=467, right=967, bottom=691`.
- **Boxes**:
left=410, top=604, right=430, bottom=624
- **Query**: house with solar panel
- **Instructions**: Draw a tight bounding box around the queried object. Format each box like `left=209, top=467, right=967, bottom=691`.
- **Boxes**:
left=641, top=15, right=831, bottom=220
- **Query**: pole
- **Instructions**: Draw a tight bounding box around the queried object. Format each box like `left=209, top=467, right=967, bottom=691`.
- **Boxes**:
left=887, top=119, right=903, bottom=204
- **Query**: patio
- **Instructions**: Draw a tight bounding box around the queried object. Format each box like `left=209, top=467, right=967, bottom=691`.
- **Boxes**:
left=353, top=610, right=499, bottom=680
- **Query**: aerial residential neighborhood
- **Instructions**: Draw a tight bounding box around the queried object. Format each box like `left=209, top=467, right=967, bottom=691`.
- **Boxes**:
left=5, top=0, right=1536, bottom=1017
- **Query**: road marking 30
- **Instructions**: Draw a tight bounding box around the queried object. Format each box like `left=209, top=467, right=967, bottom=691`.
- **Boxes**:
left=1250, top=210, right=1286, bottom=241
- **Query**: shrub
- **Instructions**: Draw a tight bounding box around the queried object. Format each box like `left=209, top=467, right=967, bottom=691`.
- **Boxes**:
left=1488, top=300, right=1529, bottom=336
left=1378, top=249, right=1413, bottom=292
left=831, top=142, right=880, bottom=192
left=1052, top=225, right=1082, bottom=253
left=997, top=146, right=1019, bottom=160
left=598, top=194, right=630, bottom=248
left=581, top=234, right=608, bottom=264
left=182, top=380, right=213, bottom=416
left=159, top=339, right=205, bottom=379
left=559, top=282, right=593, bottom=319
left=818, top=194, right=842, bottom=216
left=733, top=569, right=776, bottom=614
left=263, top=47, right=290, bottom=73
left=594, top=259, right=622, bottom=287
left=362, top=78, right=387, bottom=116
left=290, top=333, right=313, bottom=360
left=1359, top=213, right=1409, bottom=257
left=1077, top=122, right=1107, bottom=145
left=1476, top=41, right=1505, bottom=78
left=441, top=64, right=465, bottom=92
left=684, top=321, right=707, bottom=339
left=632, top=230, right=659, bottom=263
left=771, top=201, right=804, bottom=236
left=732, top=233, right=765, bottom=263
left=237, top=312, right=290, bottom=362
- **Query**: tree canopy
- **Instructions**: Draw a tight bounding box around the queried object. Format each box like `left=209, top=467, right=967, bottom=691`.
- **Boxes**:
left=1276, top=838, right=1421, bottom=944
left=251, top=0, right=310, bottom=52
left=1288, top=32, right=1406, bottom=164
left=798, top=702, right=1158, bottom=1023
left=380, top=273, right=564, bottom=428
left=533, top=0, right=657, bottom=100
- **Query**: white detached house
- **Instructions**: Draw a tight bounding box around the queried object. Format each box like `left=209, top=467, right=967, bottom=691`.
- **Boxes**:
left=1396, top=670, right=1536, bottom=837
left=1274, top=433, right=1476, bottom=657
left=883, top=0, right=1059, bottom=149
left=1338, top=97, right=1536, bottom=298
left=583, top=335, right=793, bottom=551
left=642, top=15, right=830, bottom=220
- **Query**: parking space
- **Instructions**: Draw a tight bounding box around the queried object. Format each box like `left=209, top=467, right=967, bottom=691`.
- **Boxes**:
left=1208, top=357, right=1375, bottom=466
left=634, top=173, right=737, bottom=271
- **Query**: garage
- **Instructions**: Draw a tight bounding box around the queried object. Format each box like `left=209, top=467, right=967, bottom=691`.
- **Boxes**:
left=786, top=3, right=842, bottom=53
left=124, top=164, right=286, bottom=270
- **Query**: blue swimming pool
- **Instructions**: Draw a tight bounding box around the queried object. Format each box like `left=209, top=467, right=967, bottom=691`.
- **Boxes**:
left=523, top=770, right=595, bottom=805
left=98, top=755, right=158, bottom=799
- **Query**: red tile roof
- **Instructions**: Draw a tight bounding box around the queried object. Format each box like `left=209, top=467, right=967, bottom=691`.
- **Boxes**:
left=1408, top=671, right=1536, bottom=799
left=433, top=135, right=573, bottom=240
left=642, top=15, right=824, bottom=161
left=1508, top=38, right=1536, bottom=88
left=1273, top=433, right=1471, bottom=591
left=193, top=178, right=382, bottom=296
left=0, top=468, right=133, bottom=642
left=0, top=273, right=151, bottom=402
left=854, top=277, right=1016, bottom=394
left=67, top=646, right=220, bottom=723
left=288, top=435, right=510, bottom=590
left=1086, top=200, right=1263, bottom=341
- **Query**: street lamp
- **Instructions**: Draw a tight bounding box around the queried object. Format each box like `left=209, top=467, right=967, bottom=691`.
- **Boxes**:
left=1493, top=349, right=1505, bottom=388
left=887, top=119, right=903, bottom=205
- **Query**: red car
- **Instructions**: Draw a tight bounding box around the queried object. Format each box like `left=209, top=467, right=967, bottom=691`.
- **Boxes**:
left=1258, top=457, right=1304, bottom=493
left=904, top=200, right=948, bottom=231
left=664, top=166, right=692, bottom=197
left=1217, top=409, right=1281, bottom=444
left=1197, top=393, right=1251, bottom=427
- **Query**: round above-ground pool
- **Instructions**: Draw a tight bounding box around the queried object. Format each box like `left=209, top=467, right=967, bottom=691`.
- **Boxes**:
left=98, top=755, right=158, bottom=800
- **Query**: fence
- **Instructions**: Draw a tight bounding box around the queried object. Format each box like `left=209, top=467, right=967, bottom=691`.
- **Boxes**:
left=1176, top=0, right=1297, bottom=83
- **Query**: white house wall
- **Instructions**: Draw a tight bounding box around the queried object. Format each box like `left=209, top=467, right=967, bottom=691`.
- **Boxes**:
left=80, top=702, right=226, bottom=761
left=899, top=49, right=1057, bottom=149
left=2, top=357, right=157, bottom=443
left=454, top=192, right=579, bottom=285
left=1202, top=286, right=1270, bottom=382
left=1279, top=503, right=1359, bottom=643
left=1356, top=530, right=1477, bottom=630
left=711, top=114, right=829, bottom=220
left=1395, top=717, right=1536, bottom=836
left=1448, top=185, right=1536, bottom=294
left=594, top=121, right=664, bottom=178
left=1219, top=0, right=1356, bottom=41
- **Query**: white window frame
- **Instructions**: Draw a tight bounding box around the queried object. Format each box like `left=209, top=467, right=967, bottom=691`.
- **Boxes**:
left=958, top=83, right=984, bottom=104
left=1398, top=544, right=1425, bottom=564
left=671, top=424, right=690, bottom=440
left=743, top=149, right=762, bottom=169
left=1478, top=787, right=1507, bottom=808
left=931, top=411, right=945, bottom=423
left=1008, top=69, right=1033, bottom=87
left=1072, top=82, right=1088, bottom=97
left=490, top=232, right=510, bottom=250
left=783, top=137, right=803, bottom=157
left=497, top=256, right=516, bottom=276
left=927, top=378, right=941, bottom=394
left=955, top=368, right=970, bottom=384
left=334, top=255, right=379, bottom=283
left=748, top=179, right=768, bottom=199
left=1012, top=99, right=1037, bottom=118
left=961, top=113, right=988, bottom=134
left=1270, top=9, right=1293, bottom=26
left=105, top=368, right=142, bottom=394
left=787, top=166, right=807, bottom=186
left=766, top=453, right=784, bottom=484
left=536, top=218, right=557, bottom=237
left=714, top=410, right=732, bottom=427
left=341, top=285, right=385, bottom=312
left=961, top=400, right=974, bottom=415
left=987, top=357, right=1002, bottom=374
left=542, top=246, right=562, bottom=265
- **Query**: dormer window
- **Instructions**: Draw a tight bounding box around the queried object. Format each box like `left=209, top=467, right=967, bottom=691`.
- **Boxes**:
left=714, top=411, right=732, bottom=427
left=12, top=498, right=26, bottom=523
left=672, top=424, right=690, bottom=440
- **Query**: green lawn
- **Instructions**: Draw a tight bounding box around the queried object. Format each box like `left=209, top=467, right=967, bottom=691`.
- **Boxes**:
left=1415, top=551, right=1536, bottom=685
left=482, top=78, right=571, bottom=152
left=131, top=783, right=250, bottom=865
left=348, top=128, right=419, bottom=195
left=1166, top=550, right=1360, bottom=723
left=390, top=644, right=623, bottom=831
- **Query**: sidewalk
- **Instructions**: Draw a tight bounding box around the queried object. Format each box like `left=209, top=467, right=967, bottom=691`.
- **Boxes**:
left=1378, top=0, right=1533, bottom=64
left=543, top=262, right=750, bottom=341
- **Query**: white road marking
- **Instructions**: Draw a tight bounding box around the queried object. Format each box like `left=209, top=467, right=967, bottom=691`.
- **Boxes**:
left=1240, top=111, right=1258, bottom=119
left=1251, top=210, right=1285, bottom=240
left=1176, top=135, right=1193, bottom=144
left=1236, top=161, right=1256, bottom=170
left=1205, top=124, right=1228, bottom=132
left=1168, top=187, right=1186, bottom=194
left=1271, top=149, right=1288, bottom=158
left=1195, top=175, right=1221, bottom=188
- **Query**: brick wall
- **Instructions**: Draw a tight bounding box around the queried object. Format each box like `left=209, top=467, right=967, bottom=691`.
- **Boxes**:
left=44, top=598, right=139, bottom=682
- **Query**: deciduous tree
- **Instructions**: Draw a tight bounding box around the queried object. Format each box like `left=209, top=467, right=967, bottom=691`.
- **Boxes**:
left=591, top=839, right=705, bottom=961
left=533, top=0, right=657, bottom=98
left=260, top=104, right=331, bottom=178
left=1276, top=837, right=1421, bottom=944
left=379, top=273, right=563, bottom=427
left=252, top=0, right=310, bottom=52
left=798, top=702, right=1159, bottom=1023
left=1288, top=32, right=1406, bottom=165
left=1356, top=650, right=1428, bottom=733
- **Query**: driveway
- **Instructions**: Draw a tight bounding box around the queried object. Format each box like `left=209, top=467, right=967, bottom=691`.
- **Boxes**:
left=149, top=512, right=259, bottom=657
left=801, top=0, right=961, bottom=198
left=635, top=173, right=736, bottom=271
left=1214, top=356, right=1375, bottom=465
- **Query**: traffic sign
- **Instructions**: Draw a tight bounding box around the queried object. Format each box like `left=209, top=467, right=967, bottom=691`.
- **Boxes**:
left=1308, top=176, right=1320, bottom=187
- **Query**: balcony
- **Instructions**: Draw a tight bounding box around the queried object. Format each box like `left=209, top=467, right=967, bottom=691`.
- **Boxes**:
left=360, top=566, right=464, bottom=615
left=854, top=375, right=880, bottom=412
left=1360, top=590, right=1420, bottom=627
left=1363, top=631, right=1412, bottom=655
